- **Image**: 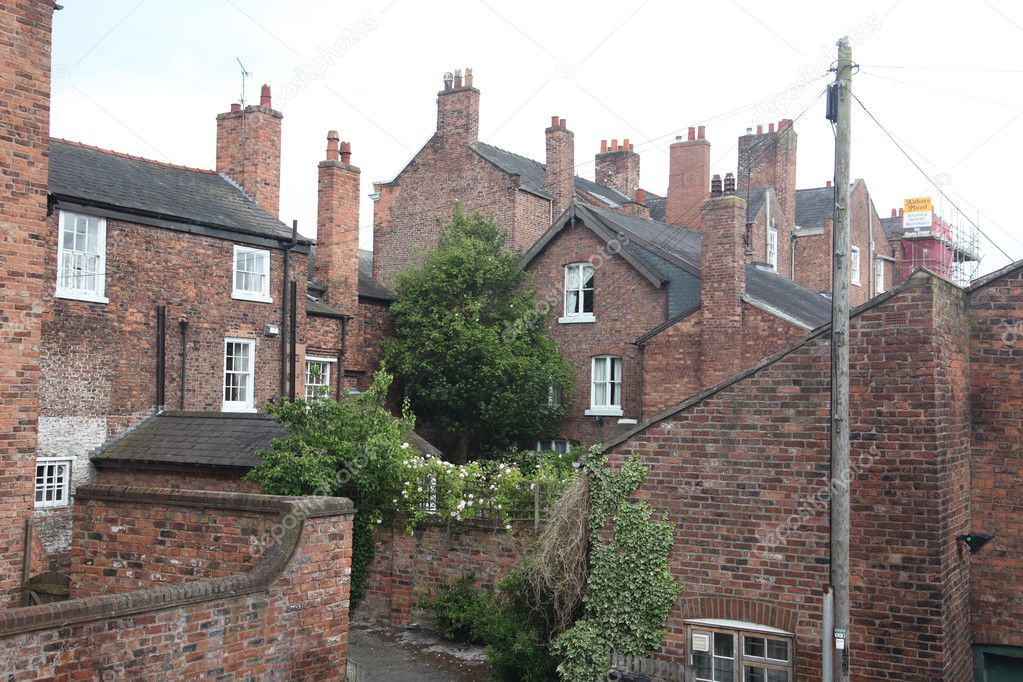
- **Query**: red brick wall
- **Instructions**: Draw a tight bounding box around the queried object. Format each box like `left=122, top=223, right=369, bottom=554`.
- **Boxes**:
left=350, top=300, right=392, bottom=391
left=0, top=0, right=52, bottom=607
left=738, top=122, right=796, bottom=233
left=968, top=267, right=1023, bottom=648
left=745, top=190, right=793, bottom=279
left=699, top=195, right=747, bottom=386
left=608, top=273, right=973, bottom=681
left=528, top=219, right=666, bottom=444
left=316, top=132, right=360, bottom=314
left=215, top=88, right=282, bottom=218
left=94, top=467, right=260, bottom=493
left=0, top=486, right=353, bottom=680
left=595, top=145, right=639, bottom=201
left=793, top=221, right=832, bottom=294
left=360, top=522, right=534, bottom=627
left=545, top=119, right=575, bottom=217
left=641, top=313, right=703, bottom=416
left=666, top=128, right=710, bottom=228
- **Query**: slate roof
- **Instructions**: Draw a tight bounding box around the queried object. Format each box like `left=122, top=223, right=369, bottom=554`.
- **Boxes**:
left=646, top=194, right=666, bottom=222
left=526, top=201, right=832, bottom=335
left=307, top=298, right=349, bottom=318
left=881, top=215, right=903, bottom=241
left=48, top=139, right=306, bottom=243
left=474, top=142, right=630, bottom=206
left=307, top=245, right=395, bottom=303
left=92, top=411, right=442, bottom=471
left=794, top=186, right=835, bottom=228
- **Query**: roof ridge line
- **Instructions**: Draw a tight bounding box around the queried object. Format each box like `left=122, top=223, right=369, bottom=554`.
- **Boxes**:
left=50, top=137, right=217, bottom=175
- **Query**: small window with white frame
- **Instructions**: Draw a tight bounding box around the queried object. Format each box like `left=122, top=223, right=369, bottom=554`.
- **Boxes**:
left=536, top=439, right=573, bottom=453
left=850, top=246, right=861, bottom=285
left=305, top=356, right=336, bottom=401
left=560, top=262, right=595, bottom=323
left=223, top=338, right=255, bottom=412
left=688, top=621, right=794, bottom=682
left=587, top=355, right=622, bottom=416
left=232, top=245, right=272, bottom=302
left=34, top=457, right=72, bottom=509
left=875, top=256, right=885, bottom=293
left=56, top=210, right=107, bottom=303
left=767, top=225, right=778, bottom=271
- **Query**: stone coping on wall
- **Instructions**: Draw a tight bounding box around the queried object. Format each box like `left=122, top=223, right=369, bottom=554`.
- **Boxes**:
left=0, top=484, right=354, bottom=637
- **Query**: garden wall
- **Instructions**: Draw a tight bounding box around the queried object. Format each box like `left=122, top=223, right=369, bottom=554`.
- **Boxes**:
left=0, top=485, right=354, bottom=681
left=359, top=521, right=535, bottom=627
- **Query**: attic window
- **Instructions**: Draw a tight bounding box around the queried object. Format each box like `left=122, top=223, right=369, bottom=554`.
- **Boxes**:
left=232, top=245, right=272, bottom=303
left=560, top=263, right=595, bottom=323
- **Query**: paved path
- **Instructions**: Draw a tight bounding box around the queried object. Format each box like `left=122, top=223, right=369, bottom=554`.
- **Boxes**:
left=347, top=622, right=490, bottom=682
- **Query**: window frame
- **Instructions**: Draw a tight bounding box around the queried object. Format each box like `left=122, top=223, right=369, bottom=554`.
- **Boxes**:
left=850, top=245, right=861, bottom=286
left=586, top=355, right=623, bottom=416
left=766, top=225, right=778, bottom=272
left=874, top=256, right=885, bottom=294
left=688, top=623, right=794, bottom=682
left=536, top=439, right=573, bottom=453
left=222, top=338, right=256, bottom=413
left=55, top=210, right=108, bottom=303
left=559, top=262, right=595, bottom=324
left=231, top=244, right=273, bottom=303
left=34, top=457, right=72, bottom=509
left=305, top=356, right=336, bottom=401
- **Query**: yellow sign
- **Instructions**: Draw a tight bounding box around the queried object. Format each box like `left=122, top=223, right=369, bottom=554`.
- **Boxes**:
left=904, top=197, right=932, bottom=214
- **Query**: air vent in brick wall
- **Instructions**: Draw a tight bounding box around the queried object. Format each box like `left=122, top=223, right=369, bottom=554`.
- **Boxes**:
left=883, top=311, right=908, bottom=327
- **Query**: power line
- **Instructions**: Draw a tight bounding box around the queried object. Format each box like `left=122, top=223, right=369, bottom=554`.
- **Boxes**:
left=849, top=90, right=1013, bottom=261
left=859, top=63, right=1023, bottom=74
left=859, top=70, right=1023, bottom=110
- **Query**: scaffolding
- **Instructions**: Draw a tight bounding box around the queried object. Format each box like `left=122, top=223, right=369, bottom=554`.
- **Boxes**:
left=898, top=207, right=981, bottom=288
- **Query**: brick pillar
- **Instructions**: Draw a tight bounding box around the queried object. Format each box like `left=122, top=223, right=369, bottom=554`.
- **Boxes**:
left=545, top=116, right=575, bottom=218
left=389, top=531, right=416, bottom=627
left=595, top=138, right=640, bottom=200
left=699, top=184, right=747, bottom=386
left=0, top=0, right=53, bottom=607
left=666, top=126, right=710, bottom=228
left=737, top=120, right=797, bottom=232
left=315, top=131, right=361, bottom=313
left=215, top=84, right=283, bottom=217
left=436, top=68, right=479, bottom=145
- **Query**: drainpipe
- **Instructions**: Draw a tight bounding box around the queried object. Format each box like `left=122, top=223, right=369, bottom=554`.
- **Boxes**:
left=279, top=220, right=298, bottom=399
left=336, top=315, right=350, bottom=401
left=289, top=279, right=298, bottom=401
left=178, top=318, right=189, bottom=410
left=156, top=305, right=166, bottom=411
left=866, top=188, right=874, bottom=297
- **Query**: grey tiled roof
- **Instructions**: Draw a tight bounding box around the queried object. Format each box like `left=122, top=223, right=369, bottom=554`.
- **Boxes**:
left=92, top=412, right=284, bottom=470
left=48, top=139, right=305, bottom=243
left=745, top=265, right=831, bottom=328
left=93, top=411, right=442, bottom=471
left=307, top=298, right=348, bottom=318
left=307, top=245, right=395, bottom=303
left=881, top=215, right=903, bottom=241
left=473, top=142, right=630, bottom=206
left=794, top=186, right=835, bottom=228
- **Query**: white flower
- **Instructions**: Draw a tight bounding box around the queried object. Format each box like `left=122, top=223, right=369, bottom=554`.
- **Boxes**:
left=496, top=504, right=502, bottom=510
left=401, top=442, right=410, bottom=449
left=505, top=524, right=513, bottom=531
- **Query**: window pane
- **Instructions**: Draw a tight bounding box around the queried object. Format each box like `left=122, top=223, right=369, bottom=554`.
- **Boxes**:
left=713, top=657, right=734, bottom=682
left=766, top=670, right=788, bottom=682
left=593, top=382, right=607, bottom=406
left=582, top=265, right=594, bottom=289
left=582, top=288, right=594, bottom=313
left=745, top=668, right=766, bottom=682
left=611, top=357, right=621, bottom=381
left=567, top=290, right=580, bottom=315
left=714, top=633, right=734, bottom=657
left=766, top=639, right=789, bottom=661
left=745, top=637, right=765, bottom=658
left=566, top=265, right=579, bottom=289
left=693, top=652, right=713, bottom=681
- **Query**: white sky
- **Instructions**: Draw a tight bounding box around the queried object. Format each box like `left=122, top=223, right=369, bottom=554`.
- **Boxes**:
left=51, top=0, right=1023, bottom=276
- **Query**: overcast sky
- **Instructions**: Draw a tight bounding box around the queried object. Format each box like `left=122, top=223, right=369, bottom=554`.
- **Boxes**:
left=51, top=0, right=1022, bottom=277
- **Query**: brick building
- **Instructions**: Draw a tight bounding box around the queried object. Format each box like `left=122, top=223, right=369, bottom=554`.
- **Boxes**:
left=601, top=263, right=1023, bottom=680
left=33, top=94, right=392, bottom=564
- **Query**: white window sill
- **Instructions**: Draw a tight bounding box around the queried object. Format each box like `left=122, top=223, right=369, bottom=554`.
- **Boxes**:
left=232, top=291, right=273, bottom=303
left=585, top=407, right=623, bottom=417
left=851, top=281, right=862, bottom=287
left=222, top=405, right=257, bottom=413
left=559, top=313, right=595, bottom=324
left=617, top=418, right=637, bottom=425
left=55, top=290, right=108, bottom=304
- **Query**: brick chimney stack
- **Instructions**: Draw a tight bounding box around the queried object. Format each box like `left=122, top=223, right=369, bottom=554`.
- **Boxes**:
left=699, top=190, right=748, bottom=386
left=666, top=125, right=711, bottom=228
left=737, top=119, right=797, bottom=230
left=595, top=137, right=640, bottom=200
left=545, top=115, right=575, bottom=218
left=437, top=67, right=479, bottom=144
left=216, top=84, right=283, bottom=217
left=316, top=130, right=361, bottom=313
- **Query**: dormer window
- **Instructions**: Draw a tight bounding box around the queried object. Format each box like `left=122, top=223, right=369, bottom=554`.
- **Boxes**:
left=232, top=245, right=272, bottom=302
left=560, top=263, right=594, bottom=323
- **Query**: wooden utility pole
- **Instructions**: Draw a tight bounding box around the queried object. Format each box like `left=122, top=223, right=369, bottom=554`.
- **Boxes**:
left=830, top=35, right=853, bottom=682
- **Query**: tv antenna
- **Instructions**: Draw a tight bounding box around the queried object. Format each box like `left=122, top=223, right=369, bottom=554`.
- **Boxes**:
left=236, top=57, right=252, bottom=107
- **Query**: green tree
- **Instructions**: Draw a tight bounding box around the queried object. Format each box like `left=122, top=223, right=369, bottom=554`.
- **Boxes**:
left=245, top=371, right=414, bottom=604
left=382, top=206, right=571, bottom=460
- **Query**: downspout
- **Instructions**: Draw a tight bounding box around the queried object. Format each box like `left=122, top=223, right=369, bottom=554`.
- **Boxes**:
left=636, top=342, right=645, bottom=423
left=336, top=315, right=350, bottom=401
left=156, top=305, right=166, bottom=411
left=279, top=220, right=298, bottom=399
left=178, top=318, right=189, bottom=410
left=289, top=279, right=298, bottom=401
left=867, top=188, right=874, bottom=297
